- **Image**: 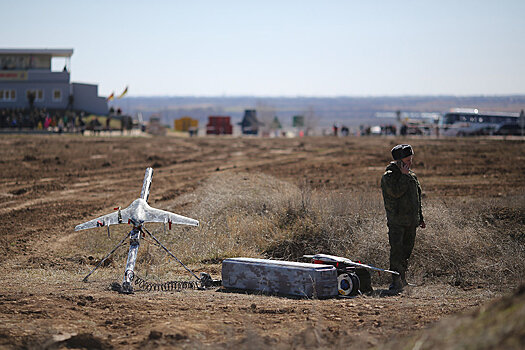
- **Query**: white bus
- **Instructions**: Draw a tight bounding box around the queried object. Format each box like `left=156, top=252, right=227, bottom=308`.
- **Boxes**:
left=439, top=109, right=520, bottom=136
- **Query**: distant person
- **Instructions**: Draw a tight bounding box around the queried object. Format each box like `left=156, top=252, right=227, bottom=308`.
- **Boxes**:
left=400, top=124, right=408, bottom=136
left=58, top=118, right=64, bottom=134
left=381, top=144, right=425, bottom=292
left=78, top=115, right=86, bottom=135
left=90, top=116, right=102, bottom=135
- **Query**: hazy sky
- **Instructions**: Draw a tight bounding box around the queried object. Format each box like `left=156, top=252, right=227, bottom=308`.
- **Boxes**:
left=2, top=0, right=524, bottom=97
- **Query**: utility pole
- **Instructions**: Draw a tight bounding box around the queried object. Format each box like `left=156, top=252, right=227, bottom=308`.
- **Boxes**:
left=396, top=110, right=401, bottom=136
left=520, top=109, right=525, bottom=136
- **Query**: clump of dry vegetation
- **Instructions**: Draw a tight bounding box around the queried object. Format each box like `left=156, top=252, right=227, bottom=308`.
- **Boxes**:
left=381, top=284, right=525, bottom=350
left=76, top=172, right=524, bottom=291
left=412, top=195, right=525, bottom=289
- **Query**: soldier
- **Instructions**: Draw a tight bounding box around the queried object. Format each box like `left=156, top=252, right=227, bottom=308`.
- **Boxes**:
left=381, top=144, right=425, bottom=292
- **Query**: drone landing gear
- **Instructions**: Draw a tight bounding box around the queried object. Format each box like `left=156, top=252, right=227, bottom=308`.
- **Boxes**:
left=82, top=225, right=217, bottom=293
left=82, top=231, right=131, bottom=283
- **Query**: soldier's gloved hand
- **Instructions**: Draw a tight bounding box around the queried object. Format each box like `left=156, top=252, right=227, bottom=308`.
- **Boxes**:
left=420, top=220, right=426, bottom=229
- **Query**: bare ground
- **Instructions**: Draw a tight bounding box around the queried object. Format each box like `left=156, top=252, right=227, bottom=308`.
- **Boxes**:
left=0, top=134, right=524, bottom=349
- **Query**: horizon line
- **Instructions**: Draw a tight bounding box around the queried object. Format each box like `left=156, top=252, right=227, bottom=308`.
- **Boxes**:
left=116, top=93, right=525, bottom=99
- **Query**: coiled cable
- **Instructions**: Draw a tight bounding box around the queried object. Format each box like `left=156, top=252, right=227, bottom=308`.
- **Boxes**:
left=133, top=274, right=199, bottom=291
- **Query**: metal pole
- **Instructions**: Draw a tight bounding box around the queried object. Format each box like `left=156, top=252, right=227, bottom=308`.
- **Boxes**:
left=83, top=231, right=130, bottom=282
left=520, top=109, right=525, bottom=136
left=121, top=228, right=141, bottom=293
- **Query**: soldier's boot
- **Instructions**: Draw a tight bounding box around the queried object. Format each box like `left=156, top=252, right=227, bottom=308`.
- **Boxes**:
left=400, top=270, right=414, bottom=287
left=389, top=274, right=403, bottom=292
left=400, top=270, right=408, bottom=287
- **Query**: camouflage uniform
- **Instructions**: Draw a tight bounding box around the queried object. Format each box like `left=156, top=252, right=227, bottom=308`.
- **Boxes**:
left=381, top=161, right=423, bottom=284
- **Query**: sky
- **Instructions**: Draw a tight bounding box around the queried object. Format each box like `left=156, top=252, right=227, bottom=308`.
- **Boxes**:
left=2, top=0, right=525, bottom=97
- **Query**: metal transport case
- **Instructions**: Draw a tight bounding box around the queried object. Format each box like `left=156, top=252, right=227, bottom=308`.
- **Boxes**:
left=222, top=258, right=338, bottom=298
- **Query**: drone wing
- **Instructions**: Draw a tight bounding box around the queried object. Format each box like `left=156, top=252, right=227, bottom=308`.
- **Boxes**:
left=75, top=168, right=198, bottom=231
left=75, top=198, right=199, bottom=231
left=305, top=253, right=399, bottom=275
left=142, top=204, right=199, bottom=227
left=74, top=211, right=123, bottom=231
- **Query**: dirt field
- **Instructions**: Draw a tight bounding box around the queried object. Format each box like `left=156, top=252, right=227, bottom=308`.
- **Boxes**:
left=0, top=134, right=524, bottom=349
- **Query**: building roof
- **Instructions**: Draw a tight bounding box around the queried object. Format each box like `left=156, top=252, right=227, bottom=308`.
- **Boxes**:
left=0, top=48, right=74, bottom=57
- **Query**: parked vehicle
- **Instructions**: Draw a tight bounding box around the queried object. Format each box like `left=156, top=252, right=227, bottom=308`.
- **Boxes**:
left=440, top=109, right=520, bottom=136
left=494, top=123, right=523, bottom=136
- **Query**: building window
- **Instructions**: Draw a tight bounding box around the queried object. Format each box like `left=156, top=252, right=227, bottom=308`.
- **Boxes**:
left=26, top=89, right=44, bottom=102
left=53, top=89, right=62, bottom=102
left=0, top=89, right=16, bottom=101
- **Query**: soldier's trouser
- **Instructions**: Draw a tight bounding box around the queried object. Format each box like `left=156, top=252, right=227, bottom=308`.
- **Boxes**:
left=387, top=224, right=417, bottom=276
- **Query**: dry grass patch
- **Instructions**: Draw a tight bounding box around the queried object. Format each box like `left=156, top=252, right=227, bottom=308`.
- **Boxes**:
left=67, top=172, right=524, bottom=291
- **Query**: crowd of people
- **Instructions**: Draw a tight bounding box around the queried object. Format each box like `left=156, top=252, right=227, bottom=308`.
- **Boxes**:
left=0, top=108, right=134, bottom=135
left=0, top=108, right=89, bottom=133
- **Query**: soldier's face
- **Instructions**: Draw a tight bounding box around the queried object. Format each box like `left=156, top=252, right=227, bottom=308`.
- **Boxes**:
left=401, top=155, right=413, bottom=168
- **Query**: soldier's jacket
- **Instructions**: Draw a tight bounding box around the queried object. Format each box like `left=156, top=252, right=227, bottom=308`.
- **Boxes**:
left=381, top=162, right=423, bottom=227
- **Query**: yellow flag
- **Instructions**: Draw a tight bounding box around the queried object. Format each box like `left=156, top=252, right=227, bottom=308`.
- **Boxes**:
left=117, top=86, right=128, bottom=99
left=107, top=92, right=115, bottom=101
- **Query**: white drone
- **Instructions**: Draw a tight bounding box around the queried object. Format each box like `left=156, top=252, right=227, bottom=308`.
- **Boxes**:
left=75, top=167, right=200, bottom=293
